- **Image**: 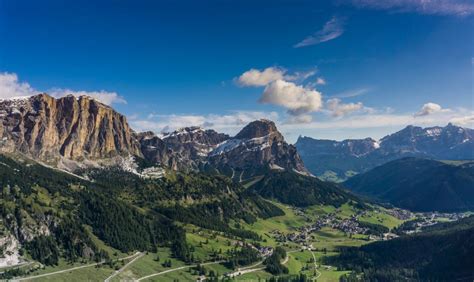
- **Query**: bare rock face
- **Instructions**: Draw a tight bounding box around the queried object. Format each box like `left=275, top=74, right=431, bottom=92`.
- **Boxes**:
left=208, top=119, right=309, bottom=177
left=0, top=94, right=141, bottom=163
left=162, top=127, right=229, bottom=169
left=135, top=131, right=178, bottom=169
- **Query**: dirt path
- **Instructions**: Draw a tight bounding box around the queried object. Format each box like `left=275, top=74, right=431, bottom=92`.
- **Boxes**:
left=309, top=250, right=321, bottom=280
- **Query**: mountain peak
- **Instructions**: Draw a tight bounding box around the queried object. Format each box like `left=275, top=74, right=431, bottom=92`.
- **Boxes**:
left=234, top=119, right=280, bottom=139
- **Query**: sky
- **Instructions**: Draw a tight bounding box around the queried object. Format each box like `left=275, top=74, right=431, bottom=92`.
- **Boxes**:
left=0, top=0, right=473, bottom=142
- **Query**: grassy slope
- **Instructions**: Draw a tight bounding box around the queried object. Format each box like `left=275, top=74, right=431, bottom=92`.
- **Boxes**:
left=112, top=249, right=188, bottom=281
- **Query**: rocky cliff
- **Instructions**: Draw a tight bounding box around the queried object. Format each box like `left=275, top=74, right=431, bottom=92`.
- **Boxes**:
left=0, top=94, right=140, bottom=164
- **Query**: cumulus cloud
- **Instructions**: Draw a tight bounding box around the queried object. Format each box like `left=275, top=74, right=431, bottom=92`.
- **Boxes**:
left=414, top=102, right=449, bottom=117
left=237, top=67, right=317, bottom=87
left=294, top=16, right=345, bottom=48
left=237, top=67, right=285, bottom=87
left=326, top=98, right=365, bottom=117
left=349, top=0, right=474, bottom=16
left=0, top=72, right=36, bottom=99
left=0, top=72, right=126, bottom=105
left=260, top=80, right=323, bottom=115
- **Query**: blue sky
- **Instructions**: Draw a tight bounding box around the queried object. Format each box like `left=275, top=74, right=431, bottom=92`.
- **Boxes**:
left=1, top=0, right=473, bottom=142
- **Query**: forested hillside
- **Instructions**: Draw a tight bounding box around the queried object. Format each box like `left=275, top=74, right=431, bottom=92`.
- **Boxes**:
left=344, top=158, right=474, bottom=212
left=251, top=171, right=359, bottom=207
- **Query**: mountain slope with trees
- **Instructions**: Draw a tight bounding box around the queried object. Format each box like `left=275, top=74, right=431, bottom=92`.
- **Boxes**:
left=326, top=216, right=474, bottom=281
left=343, top=158, right=474, bottom=212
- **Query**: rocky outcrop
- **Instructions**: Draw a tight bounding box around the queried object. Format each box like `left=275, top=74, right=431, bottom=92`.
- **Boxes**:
left=162, top=127, right=229, bottom=170
left=208, top=119, right=309, bottom=178
left=0, top=94, right=141, bottom=163
left=135, top=131, right=178, bottom=169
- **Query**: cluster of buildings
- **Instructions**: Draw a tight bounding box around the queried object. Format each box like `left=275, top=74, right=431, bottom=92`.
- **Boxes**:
left=331, top=218, right=368, bottom=235
left=387, top=208, right=413, bottom=220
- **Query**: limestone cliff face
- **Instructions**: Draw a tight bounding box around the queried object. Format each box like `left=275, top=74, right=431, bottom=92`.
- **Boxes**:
left=0, top=93, right=141, bottom=162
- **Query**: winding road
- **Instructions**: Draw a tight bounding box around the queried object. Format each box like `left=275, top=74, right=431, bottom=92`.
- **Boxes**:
left=104, top=252, right=144, bottom=282
left=16, top=252, right=142, bottom=281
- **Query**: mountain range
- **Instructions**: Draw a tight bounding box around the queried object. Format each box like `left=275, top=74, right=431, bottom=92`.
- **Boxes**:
left=296, top=124, right=474, bottom=181
left=0, top=94, right=308, bottom=178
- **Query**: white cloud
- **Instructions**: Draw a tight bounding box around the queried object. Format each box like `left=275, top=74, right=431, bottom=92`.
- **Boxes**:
left=237, top=67, right=317, bottom=87
left=285, top=114, right=313, bottom=124
left=414, top=102, right=448, bottom=117
left=284, top=69, right=318, bottom=82
left=0, top=72, right=126, bottom=105
left=332, top=87, right=371, bottom=98
left=326, top=98, right=365, bottom=117
left=294, top=16, right=345, bottom=48
left=131, top=111, right=280, bottom=135
left=49, top=88, right=126, bottom=106
left=281, top=109, right=474, bottom=132
left=237, top=67, right=285, bottom=87
left=316, top=77, right=326, bottom=85
left=449, top=115, right=474, bottom=127
left=0, top=72, right=36, bottom=99
left=260, top=79, right=323, bottom=115
left=349, top=0, right=474, bottom=16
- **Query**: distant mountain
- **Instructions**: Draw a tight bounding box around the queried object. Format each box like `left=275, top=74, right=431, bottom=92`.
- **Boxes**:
left=343, top=157, right=474, bottom=212
left=378, top=124, right=474, bottom=159
left=296, top=124, right=474, bottom=181
left=295, top=137, right=381, bottom=180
